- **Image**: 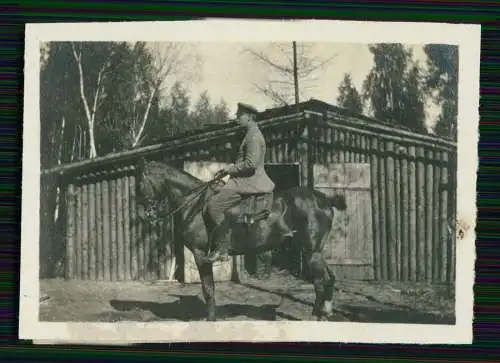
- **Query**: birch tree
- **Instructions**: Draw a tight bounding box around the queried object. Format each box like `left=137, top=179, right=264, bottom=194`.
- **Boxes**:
left=139, top=81, right=193, bottom=145
left=130, top=42, right=201, bottom=148
left=71, top=42, right=114, bottom=158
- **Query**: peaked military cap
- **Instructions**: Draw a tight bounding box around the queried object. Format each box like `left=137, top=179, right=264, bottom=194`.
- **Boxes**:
left=236, top=102, right=259, bottom=118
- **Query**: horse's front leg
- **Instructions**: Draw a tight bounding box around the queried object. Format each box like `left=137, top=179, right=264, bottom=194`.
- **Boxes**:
left=194, top=252, right=216, bottom=321
left=308, top=252, right=335, bottom=321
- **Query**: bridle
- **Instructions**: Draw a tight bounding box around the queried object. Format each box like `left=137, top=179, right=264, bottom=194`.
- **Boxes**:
left=161, top=176, right=223, bottom=219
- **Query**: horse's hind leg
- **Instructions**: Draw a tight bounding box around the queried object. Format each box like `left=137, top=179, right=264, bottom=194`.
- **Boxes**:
left=308, top=252, right=335, bottom=321
left=322, top=262, right=336, bottom=319
left=194, top=253, right=216, bottom=321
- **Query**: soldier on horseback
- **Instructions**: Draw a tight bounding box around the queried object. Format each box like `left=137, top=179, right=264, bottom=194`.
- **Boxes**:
left=138, top=107, right=347, bottom=319
left=203, top=102, right=276, bottom=263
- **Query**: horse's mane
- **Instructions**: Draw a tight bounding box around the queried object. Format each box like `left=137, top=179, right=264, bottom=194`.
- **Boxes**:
left=138, top=160, right=203, bottom=202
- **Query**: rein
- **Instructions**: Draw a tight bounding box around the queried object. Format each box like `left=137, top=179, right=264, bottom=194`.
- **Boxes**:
left=161, top=177, right=221, bottom=219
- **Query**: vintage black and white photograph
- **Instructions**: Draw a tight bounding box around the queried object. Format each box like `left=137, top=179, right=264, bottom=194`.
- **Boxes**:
left=20, top=20, right=479, bottom=344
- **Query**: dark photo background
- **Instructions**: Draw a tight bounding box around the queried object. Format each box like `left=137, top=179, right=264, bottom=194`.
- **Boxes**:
left=2, top=1, right=497, bottom=362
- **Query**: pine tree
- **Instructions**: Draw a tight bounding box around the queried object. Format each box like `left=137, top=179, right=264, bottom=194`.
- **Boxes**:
left=362, top=43, right=427, bottom=133
left=212, top=98, right=231, bottom=124
left=191, top=90, right=213, bottom=129
left=336, top=73, right=363, bottom=114
left=423, top=44, right=458, bottom=140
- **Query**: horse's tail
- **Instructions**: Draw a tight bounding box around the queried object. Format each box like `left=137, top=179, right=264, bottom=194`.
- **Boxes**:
left=327, top=193, right=347, bottom=211
left=275, top=197, right=294, bottom=234
left=280, top=197, right=289, bottom=218
left=313, top=189, right=347, bottom=211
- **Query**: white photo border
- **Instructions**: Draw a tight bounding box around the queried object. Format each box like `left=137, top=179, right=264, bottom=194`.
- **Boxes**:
left=20, top=19, right=480, bottom=344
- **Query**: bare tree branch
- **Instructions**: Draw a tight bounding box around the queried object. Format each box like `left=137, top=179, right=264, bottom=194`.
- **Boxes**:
left=71, top=43, right=96, bottom=158
left=131, top=42, right=200, bottom=148
left=267, top=79, right=296, bottom=86
left=70, top=42, right=113, bottom=158
left=243, top=47, right=293, bottom=76
left=132, top=82, right=158, bottom=147
left=244, top=42, right=340, bottom=106
left=252, top=82, right=289, bottom=107
left=71, top=44, right=91, bottom=126
left=91, top=66, right=106, bottom=122
left=298, top=53, right=339, bottom=76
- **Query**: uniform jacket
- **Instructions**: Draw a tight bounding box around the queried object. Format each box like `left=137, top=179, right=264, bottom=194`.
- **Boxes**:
left=223, top=123, right=275, bottom=194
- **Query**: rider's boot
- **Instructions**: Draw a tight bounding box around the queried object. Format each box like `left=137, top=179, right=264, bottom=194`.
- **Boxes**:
left=207, top=222, right=231, bottom=263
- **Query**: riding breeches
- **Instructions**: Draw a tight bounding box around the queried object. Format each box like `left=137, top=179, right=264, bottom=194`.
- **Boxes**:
left=206, top=189, right=243, bottom=225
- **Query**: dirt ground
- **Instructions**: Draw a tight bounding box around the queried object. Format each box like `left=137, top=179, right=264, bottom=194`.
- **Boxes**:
left=39, top=270, right=455, bottom=324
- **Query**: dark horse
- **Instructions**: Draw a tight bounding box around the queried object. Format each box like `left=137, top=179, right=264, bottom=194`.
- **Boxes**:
left=138, top=160, right=347, bottom=321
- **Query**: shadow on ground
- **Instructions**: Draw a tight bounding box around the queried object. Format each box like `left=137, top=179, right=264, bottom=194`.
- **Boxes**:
left=334, top=304, right=455, bottom=325
left=241, top=282, right=455, bottom=325
left=108, top=294, right=301, bottom=321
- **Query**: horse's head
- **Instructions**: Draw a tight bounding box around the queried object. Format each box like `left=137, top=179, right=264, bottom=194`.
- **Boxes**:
left=136, top=158, right=206, bottom=219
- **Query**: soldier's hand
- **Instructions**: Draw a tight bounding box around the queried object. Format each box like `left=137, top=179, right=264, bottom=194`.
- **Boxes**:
left=214, top=169, right=228, bottom=180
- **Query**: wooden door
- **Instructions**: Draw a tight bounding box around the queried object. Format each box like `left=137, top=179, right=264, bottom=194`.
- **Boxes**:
left=314, top=163, right=375, bottom=280
left=182, top=161, right=234, bottom=283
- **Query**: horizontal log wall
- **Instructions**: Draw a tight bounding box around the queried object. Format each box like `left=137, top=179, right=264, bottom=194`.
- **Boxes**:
left=63, top=165, right=175, bottom=281
left=310, top=119, right=456, bottom=283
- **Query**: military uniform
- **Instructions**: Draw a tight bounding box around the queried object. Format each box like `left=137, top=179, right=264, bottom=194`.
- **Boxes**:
left=205, top=103, right=275, bottom=263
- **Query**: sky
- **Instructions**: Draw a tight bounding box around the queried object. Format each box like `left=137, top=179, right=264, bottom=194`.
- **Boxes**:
left=160, top=42, right=441, bottom=130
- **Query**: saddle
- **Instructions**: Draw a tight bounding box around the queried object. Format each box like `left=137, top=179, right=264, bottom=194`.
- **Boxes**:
left=228, top=192, right=274, bottom=226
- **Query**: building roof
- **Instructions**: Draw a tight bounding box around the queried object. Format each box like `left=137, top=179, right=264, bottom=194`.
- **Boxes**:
left=147, top=99, right=363, bottom=145
left=41, top=98, right=456, bottom=177
left=148, top=98, right=435, bottom=146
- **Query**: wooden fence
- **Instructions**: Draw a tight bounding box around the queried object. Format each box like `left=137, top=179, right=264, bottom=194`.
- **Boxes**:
left=308, top=110, right=457, bottom=283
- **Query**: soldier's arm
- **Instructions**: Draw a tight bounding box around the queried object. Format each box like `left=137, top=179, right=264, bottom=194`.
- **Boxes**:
left=226, top=132, right=260, bottom=176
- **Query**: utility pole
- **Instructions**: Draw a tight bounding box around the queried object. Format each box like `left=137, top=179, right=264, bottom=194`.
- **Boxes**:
left=292, top=41, right=299, bottom=105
